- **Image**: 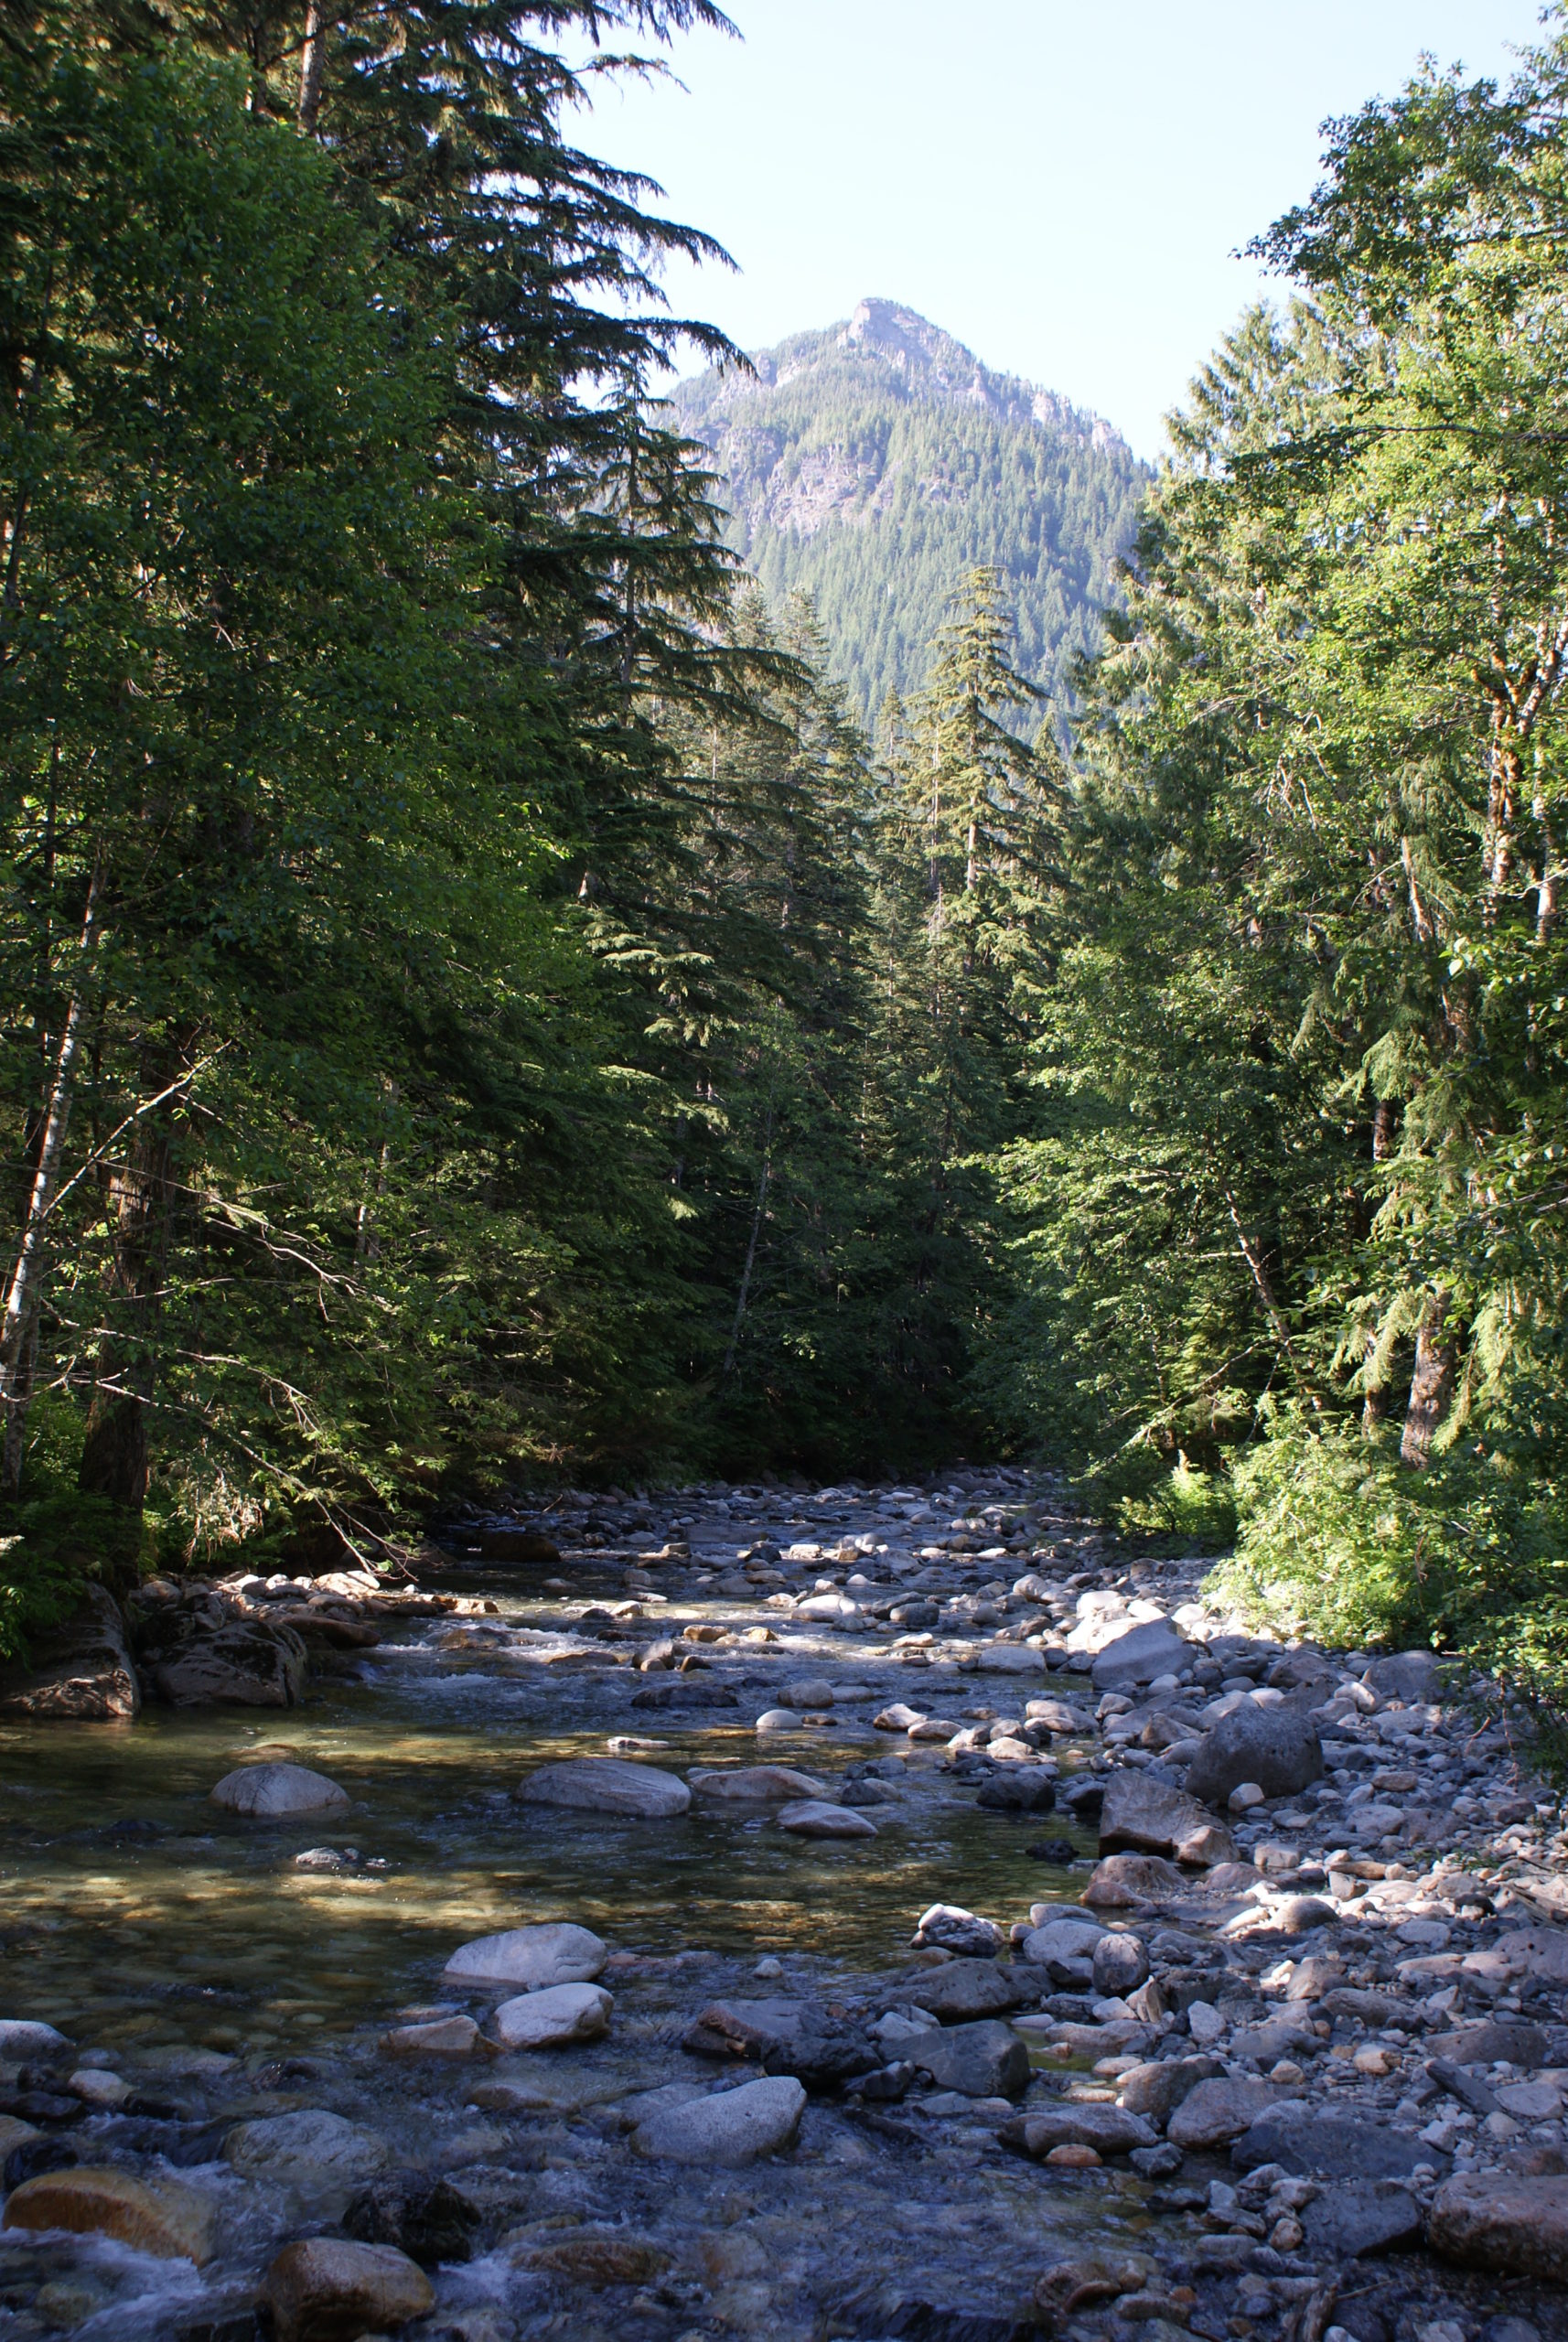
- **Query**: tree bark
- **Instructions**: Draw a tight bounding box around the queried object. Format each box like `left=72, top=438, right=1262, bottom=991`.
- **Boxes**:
left=1399, top=1290, right=1455, bottom=1468
left=78, top=1075, right=177, bottom=1515
left=297, top=0, right=328, bottom=131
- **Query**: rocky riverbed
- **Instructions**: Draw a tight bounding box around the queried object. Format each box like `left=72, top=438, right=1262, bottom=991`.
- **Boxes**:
left=2, top=1468, right=1568, bottom=2342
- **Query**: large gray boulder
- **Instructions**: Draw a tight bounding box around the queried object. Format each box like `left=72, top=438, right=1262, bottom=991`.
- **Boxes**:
left=633, top=2077, right=805, bottom=2166
left=140, top=1610, right=306, bottom=1709
left=210, top=1762, right=349, bottom=1818
left=519, top=1757, right=690, bottom=1817
left=0, top=1585, right=139, bottom=1721
left=1091, top=1617, right=1189, bottom=1690
left=1365, top=1649, right=1443, bottom=1703
left=1184, top=1703, right=1322, bottom=1807
left=906, top=2020, right=1030, bottom=2101
left=1099, top=1771, right=1212, bottom=1858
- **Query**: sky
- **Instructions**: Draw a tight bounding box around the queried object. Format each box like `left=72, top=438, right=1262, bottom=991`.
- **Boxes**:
left=585, top=0, right=1549, bottom=458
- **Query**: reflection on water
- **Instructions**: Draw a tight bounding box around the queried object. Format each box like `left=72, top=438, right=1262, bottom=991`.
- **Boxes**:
left=0, top=1588, right=1090, bottom=2051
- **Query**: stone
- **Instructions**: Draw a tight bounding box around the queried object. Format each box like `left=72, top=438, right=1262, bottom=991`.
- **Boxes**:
left=1003, top=2104, right=1156, bottom=2158
left=0, top=2116, right=40, bottom=2170
left=1234, top=2108, right=1435, bottom=2178
left=1175, top=1821, right=1239, bottom=1866
left=380, top=2014, right=479, bottom=2057
left=1117, top=2056, right=1219, bottom=2126
left=1092, top=1932, right=1151, bottom=1996
left=875, top=1703, right=927, bottom=1732
left=223, top=2108, right=389, bottom=2188
left=754, top=1709, right=800, bottom=1732
left=633, top=2075, right=806, bottom=2165
left=906, top=2020, right=1031, bottom=2100
left=0, top=1587, right=139, bottom=1721
left=1033, top=2251, right=1157, bottom=2328
left=1365, top=1649, right=1443, bottom=1703
left=444, top=1921, right=607, bottom=1990
left=491, top=1982, right=612, bottom=2048
left=519, top=1756, right=690, bottom=1816
left=1230, top=2012, right=1318, bottom=2064
left=911, top=1904, right=1005, bottom=1956
left=266, top=2238, right=435, bottom=2342
left=1186, top=2001, right=1225, bottom=2046
left=1091, top=1618, right=1189, bottom=1690
left=209, top=1761, right=349, bottom=1817
left=689, top=1766, right=829, bottom=1802
left=1021, top=1916, right=1110, bottom=1975
left=1167, top=2078, right=1279, bottom=2148
left=1, top=2166, right=214, bottom=2262
left=1270, top=1894, right=1340, bottom=1934
left=976, top=1768, right=1058, bottom=1814
left=682, top=1996, right=804, bottom=2061
left=342, top=2175, right=481, bottom=2266
left=1083, top=1853, right=1184, bottom=1907
left=1303, top=2180, right=1422, bottom=2259
left=975, top=1643, right=1047, bottom=1674
left=778, top=1676, right=837, bottom=1708
left=141, top=1612, right=307, bottom=1708
left=777, top=1799, right=877, bottom=1838
left=1429, top=2174, right=1568, bottom=2281
left=0, top=2019, right=71, bottom=2060
left=525, top=2236, right=673, bottom=2288
left=1186, top=1707, right=1323, bottom=1807
left=1099, top=1771, right=1212, bottom=1858
left=1427, top=2020, right=1547, bottom=2068
left=908, top=1960, right=1026, bottom=2022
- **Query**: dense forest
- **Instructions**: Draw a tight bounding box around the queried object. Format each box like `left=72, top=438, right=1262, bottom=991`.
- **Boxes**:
left=2, top=1, right=1566, bottom=1714
left=673, top=297, right=1147, bottom=725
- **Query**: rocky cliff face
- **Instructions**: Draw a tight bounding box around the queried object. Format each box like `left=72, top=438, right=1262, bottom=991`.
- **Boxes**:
left=672, top=299, right=1146, bottom=719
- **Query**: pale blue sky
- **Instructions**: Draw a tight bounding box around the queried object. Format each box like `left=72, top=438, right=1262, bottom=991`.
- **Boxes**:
left=586, top=1, right=1549, bottom=457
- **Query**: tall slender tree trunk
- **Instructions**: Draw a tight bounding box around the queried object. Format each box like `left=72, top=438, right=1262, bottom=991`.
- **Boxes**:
left=297, top=0, right=328, bottom=131
left=78, top=1048, right=181, bottom=1521
left=723, top=1090, right=775, bottom=1380
left=1399, top=1290, right=1455, bottom=1468
left=0, top=858, right=103, bottom=1490
left=1361, top=1100, right=1399, bottom=1432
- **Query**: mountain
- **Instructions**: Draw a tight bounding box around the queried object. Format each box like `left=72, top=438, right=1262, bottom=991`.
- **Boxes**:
left=673, top=297, right=1150, bottom=726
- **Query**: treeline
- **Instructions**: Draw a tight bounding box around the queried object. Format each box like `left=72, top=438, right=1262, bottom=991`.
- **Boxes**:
left=5, top=2, right=1566, bottom=1703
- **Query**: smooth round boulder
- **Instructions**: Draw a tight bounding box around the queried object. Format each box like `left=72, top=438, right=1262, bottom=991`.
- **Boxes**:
left=490, top=1982, right=612, bottom=2049
left=518, top=1757, right=690, bottom=1817
left=209, top=1762, right=349, bottom=1818
left=754, top=1709, right=800, bottom=1733
left=266, top=2237, right=434, bottom=2342
left=633, top=2076, right=806, bottom=2166
left=689, top=1766, right=830, bottom=1803
left=777, top=1799, right=877, bottom=1839
left=223, top=2109, right=388, bottom=2188
left=444, top=1920, right=606, bottom=1992
left=1092, top=1932, right=1151, bottom=1998
left=1, top=2166, right=214, bottom=2263
left=0, top=2020, right=71, bottom=2061
left=778, top=1677, right=836, bottom=1709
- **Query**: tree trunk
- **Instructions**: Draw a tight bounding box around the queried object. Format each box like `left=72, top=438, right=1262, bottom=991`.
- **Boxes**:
left=78, top=1090, right=177, bottom=1516
left=1399, top=1291, right=1455, bottom=1468
left=297, top=0, right=328, bottom=131
left=1360, top=1100, right=1399, bottom=1431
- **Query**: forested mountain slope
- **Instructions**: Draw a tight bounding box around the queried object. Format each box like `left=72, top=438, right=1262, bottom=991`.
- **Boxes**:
left=673, top=298, right=1148, bottom=721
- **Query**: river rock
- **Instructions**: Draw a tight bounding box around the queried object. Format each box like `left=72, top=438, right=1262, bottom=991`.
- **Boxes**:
left=1, top=2166, right=214, bottom=2262
left=0, top=2117, right=40, bottom=2169
left=1082, top=1853, right=1184, bottom=1907
left=908, top=1960, right=1026, bottom=2021
left=976, top=1767, right=1057, bottom=1813
left=1117, top=2056, right=1220, bottom=2125
left=1002, top=2103, right=1156, bottom=2158
left=778, top=1799, right=877, bottom=1838
left=0, top=1586, right=139, bottom=1722
left=1092, top=1932, right=1151, bottom=1996
left=634, top=2075, right=806, bottom=2165
left=1230, top=2010, right=1319, bottom=2064
left=0, top=2019, right=71, bottom=2060
left=1185, top=1705, right=1323, bottom=1807
left=778, top=1676, right=836, bottom=1708
left=266, top=2238, right=434, bottom=2342
left=1232, top=2107, right=1434, bottom=2177
left=1427, top=2020, right=1547, bottom=2068
left=491, top=1982, right=612, bottom=2048
left=519, top=1756, right=691, bottom=1816
left=445, top=1922, right=607, bottom=1991
left=380, top=2014, right=479, bottom=2057
left=689, top=1766, right=829, bottom=1802
left=1166, top=2077, right=1279, bottom=2148
left=875, top=1703, right=927, bottom=1732
left=907, top=2020, right=1031, bottom=2100
left=223, top=2107, right=389, bottom=2188
left=343, top=2175, right=480, bottom=2266
left=1365, top=1649, right=1444, bottom=1703
left=1099, top=1772, right=1210, bottom=1859
left=1304, top=2180, right=1423, bottom=2259
left=209, top=1761, right=349, bottom=1816
left=140, top=1611, right=307, bottom=1708
left=911, top=1904, right=1005, bottom=1956
left=1428, top=2173, right=1568, bottom=2280
left=1021, top=1916, right=1109, bottom=1976
left=1092, top=1617, right=1189, bottom=1689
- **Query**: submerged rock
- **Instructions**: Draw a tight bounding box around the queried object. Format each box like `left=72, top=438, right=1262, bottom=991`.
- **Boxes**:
left=266, top=2237, right=434, bottom=2342
left=519, top=1757, right=691, bottom=1816
left=209, top=1761, right=349, bottom=1817
left=490, top=1981, right=612, bottom=2048
left=633, top=2075, right=806, bottom=2165
left=1, top=2165, right=214, bottom=2262
left=777, top=1799, right=877, bottom=1838
left=444, top=1921, right=607, bottom=1990
left=342, top=2175, right=480, bottom=2266
left=223, top=2107, right=389, bottom=2188
left=689, top=1765, right=830, bottom=1802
